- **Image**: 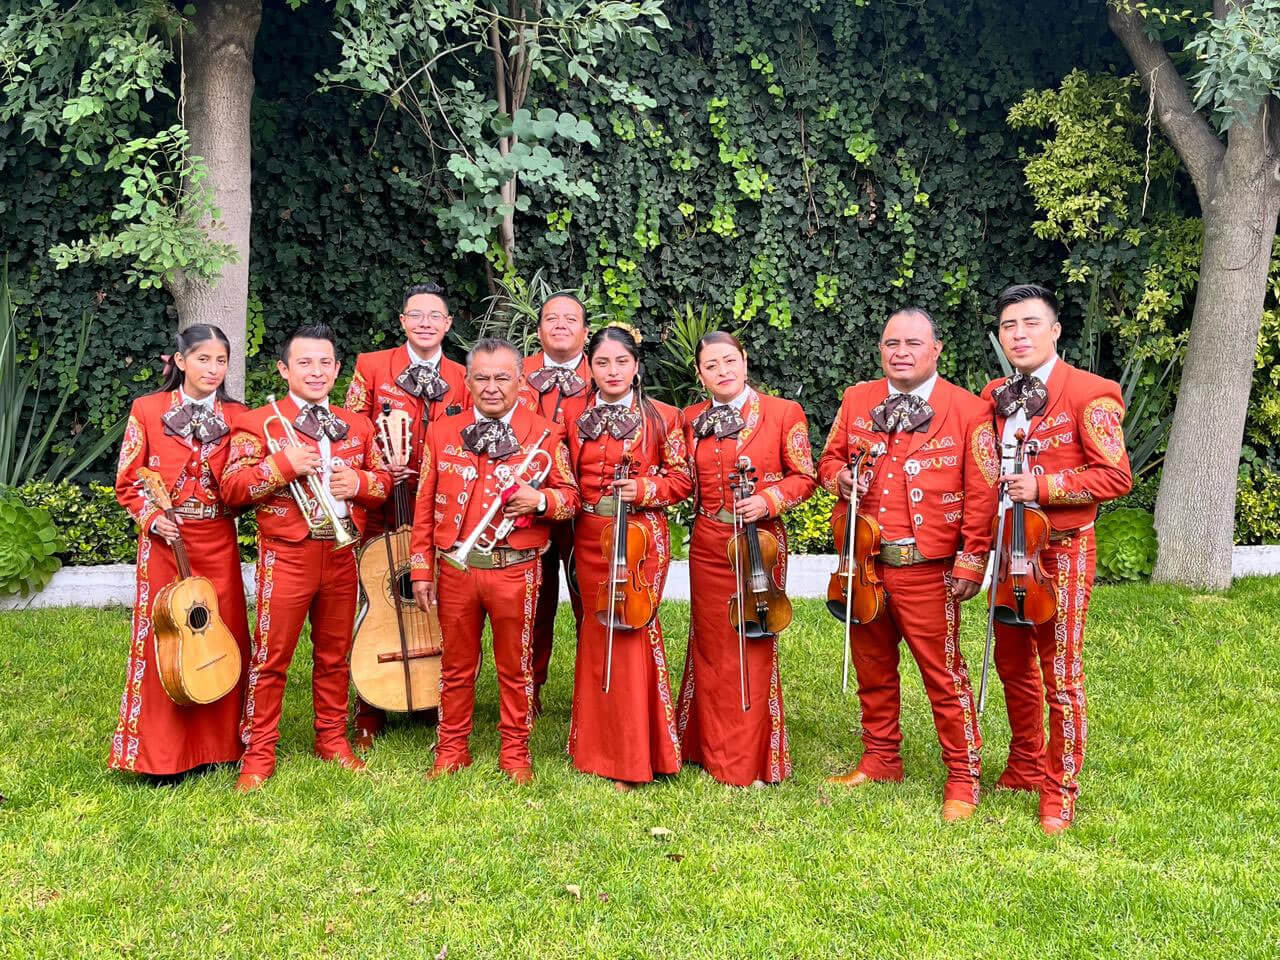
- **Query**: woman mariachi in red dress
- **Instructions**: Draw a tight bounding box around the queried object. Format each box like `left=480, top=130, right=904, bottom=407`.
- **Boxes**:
left=676, top=332, right=817, bottom=786
left=565, top=325, right=693, bottom=789
left=110, top=324, right=252, bottom=777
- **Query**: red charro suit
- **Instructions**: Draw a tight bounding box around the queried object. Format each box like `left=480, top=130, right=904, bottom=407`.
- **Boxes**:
left=565, top=396, right=693, bottom=783
left=111, top=390, right=251, bottom=775
left=221, top=396, right=390, bottom=777
left=410, top=405, right=579, bottom=772
left=981, top=358, right=1131, bottom=823
left=345, top=344, right=469, bottom=735
left=818, top=376, right=999, bottom=803
left=675, top=390, right=816, bottom=785
left=518, top=352, right=592, bottom=702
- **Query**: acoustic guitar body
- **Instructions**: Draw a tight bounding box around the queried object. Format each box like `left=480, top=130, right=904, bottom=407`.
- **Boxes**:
left=351, top=528, right=443, bottom=712
left=152, top=575, right=243, bottom=706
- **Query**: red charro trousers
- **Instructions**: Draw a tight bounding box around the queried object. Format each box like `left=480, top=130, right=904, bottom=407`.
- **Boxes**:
left=993, top=530, right=1095, bottom=822
left=530, top=520, right=581, bottom=692
left=240, top=537, right=358, bottom=776
left=848, top=560, right=982, bottom=804
left=436, top=559, right=542, bottom=771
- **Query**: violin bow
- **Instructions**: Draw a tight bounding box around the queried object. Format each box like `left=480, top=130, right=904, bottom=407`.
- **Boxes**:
left=602, top=457, right=631, bottom=694
left=841, top=448, right=866, bottom=695
left=978, top=432, right=1024, bottom=714
left=732, top=456, right=752, bottom=712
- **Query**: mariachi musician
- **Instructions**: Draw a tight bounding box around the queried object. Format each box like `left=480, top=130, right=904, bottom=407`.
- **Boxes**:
left=519, top=293, right=591, bottom=715
left=818, top=308, right=999, bottom=821
left=221, top=324, right=391, bottom=792
left=411, top=337, right=579, bottom=785
left=111, top=324, right=251, bottom=777
left=676, top=331, right=816, bottom=787
left=564, top=324, right=692, bottom=790
left=982, top=283, right=1132, bottom=834
left=344, top=282, right=469, bottom=749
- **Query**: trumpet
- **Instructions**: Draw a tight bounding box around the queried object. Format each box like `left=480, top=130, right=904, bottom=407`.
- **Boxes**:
left=444, top=429, right=553, bottom=570
left=263, top=394, right=356, bottom=550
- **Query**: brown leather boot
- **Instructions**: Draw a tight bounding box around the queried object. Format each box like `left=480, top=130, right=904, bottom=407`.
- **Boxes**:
left=234, top=772, right=269, bottom=793
left=316, top=745, right=367, bottom=772
left=825, top=768, right=873, bottom=788
left=941, top=799, right=977, bottom=822
left=505, top=766, right=535, bottom=786
left=1040, top=815, right=1070, bottom=836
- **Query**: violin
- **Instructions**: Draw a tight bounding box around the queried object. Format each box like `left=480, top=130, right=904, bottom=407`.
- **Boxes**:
left=978, top=428, right=1057, bottom=712
left=826, top=443, right=887, bottom=692
left=726, top=457, right=793, bottom=711
left=350, top=402, right=444, bottom=714
left=596, top=456, right=659, bottom=693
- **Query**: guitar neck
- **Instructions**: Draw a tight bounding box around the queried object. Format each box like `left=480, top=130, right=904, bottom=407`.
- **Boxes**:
left=166, top=508, right=193, bottom=579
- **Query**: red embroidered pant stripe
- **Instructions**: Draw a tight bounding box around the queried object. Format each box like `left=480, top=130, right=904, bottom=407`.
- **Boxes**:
left=530, top=520, right=582, bottom=689
left=436, top=559, right=541, bottom=771
left=240, top=538, right=358, bottom=777
left=848, top=560, right=982, bottom=804
left=993, top=531, right=1094, bottom=822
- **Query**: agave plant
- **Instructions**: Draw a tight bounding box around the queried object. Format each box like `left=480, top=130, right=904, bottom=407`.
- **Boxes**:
left=468, top=267, right=605, bottom=357
left=649, top=303, right=744, bottom=409
left=1095, top=506, right=1158, bottom=582
left=0, top=493, right=64, bottom=596
left=0, top=253, right=124, bottom=486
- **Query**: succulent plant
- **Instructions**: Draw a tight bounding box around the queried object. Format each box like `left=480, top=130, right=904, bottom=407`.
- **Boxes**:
left=0, top=492, right=65, bottom=596
left=1095, top=506, right=1158, bottom=582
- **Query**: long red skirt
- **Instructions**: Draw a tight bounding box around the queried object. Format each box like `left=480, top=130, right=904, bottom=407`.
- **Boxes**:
left=108, top=516, right=251, bottom=775
left=676, top=515, right=791, bottom=786
left=567, top=510, right=681, bottom=783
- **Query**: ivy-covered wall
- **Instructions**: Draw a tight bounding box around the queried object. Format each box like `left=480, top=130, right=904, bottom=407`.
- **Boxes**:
left=3, top=0, right=1125, bottom=478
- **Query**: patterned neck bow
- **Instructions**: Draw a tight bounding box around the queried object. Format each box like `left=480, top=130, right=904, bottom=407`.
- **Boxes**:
left=162, top=401, right=228, bottom=444
left=693, top=404, right=745, bottom=439
left=577, top=403, right=641, bottom=441
left=396, top=362, right=449, bottom=401
left=527, top=365, right=586, bottom=397
left=871, top=393, right=934, bottom=434
left=461, top=418, right=520, bottom=458
left=294, top=404, right=349, bottom=441
left=993, top=372, right=1048, bottom=419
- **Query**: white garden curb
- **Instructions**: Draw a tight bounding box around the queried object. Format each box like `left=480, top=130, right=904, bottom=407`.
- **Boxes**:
left=4, top=547, right=1279, bottom=611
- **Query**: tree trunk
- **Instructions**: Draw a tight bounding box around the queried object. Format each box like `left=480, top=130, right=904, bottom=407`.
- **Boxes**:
left=1153, top=157, right=1280, bottom=589
left=172, top=0, right=261, bottom=399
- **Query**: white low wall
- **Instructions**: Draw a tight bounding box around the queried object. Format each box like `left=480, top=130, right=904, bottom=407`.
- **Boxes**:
left=4, top=548, right=1279, bottom=611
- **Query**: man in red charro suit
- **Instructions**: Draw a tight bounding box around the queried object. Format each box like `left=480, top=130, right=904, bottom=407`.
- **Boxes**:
left=221, top=324, right=391, bottom=792
left=412, top=337, right=579, bottom=784
left=982, top=283, right=1131, bottom=834
left=344, top=282, right=469, bottom=748
left=818, top=308, right=999, bottom=821
left=518, top=293, right=591, bottom=715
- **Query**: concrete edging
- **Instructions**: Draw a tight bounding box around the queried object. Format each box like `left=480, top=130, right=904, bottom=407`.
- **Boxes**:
left=3, top=547, right=1279, bottom=611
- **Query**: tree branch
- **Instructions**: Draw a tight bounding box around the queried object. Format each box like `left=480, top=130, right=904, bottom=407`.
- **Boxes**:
left=1108, top=4, right=1226, bottom=198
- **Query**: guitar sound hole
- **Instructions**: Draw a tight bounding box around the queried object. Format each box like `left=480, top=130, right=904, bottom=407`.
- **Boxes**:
left=396, top=570, right=415, bottom=604
left=188, top=604, right=210, bottom=631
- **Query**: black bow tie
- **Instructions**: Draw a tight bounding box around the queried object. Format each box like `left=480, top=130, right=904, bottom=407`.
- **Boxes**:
left=396, top=362, right=449, bottom=402
left=870, top=393, right=934, bottom=433
left=528, top=365, right=586, bottom=397
left=993, top=373, right=1048, bottom=419
left=693, top=405, right=745, bottom=439
left=577, top=403, right=642, bottom=441
left=461, top=418, right=520, bottom=458
left=162, top=401, right=228, bottom=444
left=294, top=404, right=349, bottom=441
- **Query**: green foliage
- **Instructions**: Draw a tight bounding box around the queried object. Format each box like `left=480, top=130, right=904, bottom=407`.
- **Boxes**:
left=14, top=478, right=134, bottom=565
left=0, top=489, right=64, bottom=595
left=0, top=1, right=235, bottom=287
left=1235, top=466, right=1280, bottom=545
left=1186, top=0, right=1280, bottom=130
left=782, top=487, right=835, bottom=555
left=0, top=254, right=124, bottom=486
left=648, top=303, right=737, bottom=410
left=1095, top=506, right=1158, bottom=581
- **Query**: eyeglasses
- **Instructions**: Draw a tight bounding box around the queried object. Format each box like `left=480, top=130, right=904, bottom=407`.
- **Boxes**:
left=403, top=311, right=448, bottom=322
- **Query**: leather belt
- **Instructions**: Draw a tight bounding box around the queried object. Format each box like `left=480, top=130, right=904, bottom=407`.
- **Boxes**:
left=438, top=544, right=544, bottom=570
left=1049, top=521, right=1094, bottom=544
left=172, top=501, right=228, bottom=520
left=698, top=507, right=736, bottom=524
left=878, top=541, right=932, bottom=567
left=581, top=498, right=618, bottom=518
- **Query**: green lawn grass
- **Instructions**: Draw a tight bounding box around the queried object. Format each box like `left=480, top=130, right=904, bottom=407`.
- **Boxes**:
left=2, top=581, right=1278, bottom=959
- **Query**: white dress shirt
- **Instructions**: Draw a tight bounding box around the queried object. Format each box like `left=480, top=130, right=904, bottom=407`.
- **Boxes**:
left=999, top=354, right=1057, bottom=510
left=406, top=343, right=442, bottom=369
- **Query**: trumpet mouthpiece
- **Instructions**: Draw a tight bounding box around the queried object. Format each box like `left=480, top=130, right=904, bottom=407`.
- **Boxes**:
left=266, top=393, right=277, bottom=403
